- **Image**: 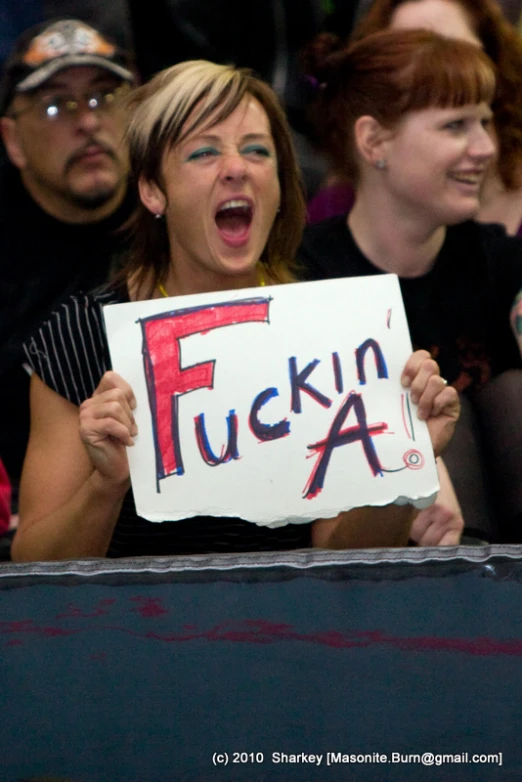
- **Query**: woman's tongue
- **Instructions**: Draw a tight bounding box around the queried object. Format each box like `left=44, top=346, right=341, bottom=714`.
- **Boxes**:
left=215, top=206, right=252, bottom=245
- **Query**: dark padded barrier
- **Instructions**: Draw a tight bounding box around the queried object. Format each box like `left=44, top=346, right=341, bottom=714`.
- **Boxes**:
left=2, top=546, right=522, bottom=781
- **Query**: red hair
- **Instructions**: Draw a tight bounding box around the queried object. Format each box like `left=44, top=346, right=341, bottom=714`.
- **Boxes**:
left=311, top=28, right=495, bottom=184
left=351, top=0, right=522, bottom=189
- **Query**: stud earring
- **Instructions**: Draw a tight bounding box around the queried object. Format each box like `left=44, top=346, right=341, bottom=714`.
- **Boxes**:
left=154, top=213, right=164, bottom=220
left=375, top=159, right=387, bottom=170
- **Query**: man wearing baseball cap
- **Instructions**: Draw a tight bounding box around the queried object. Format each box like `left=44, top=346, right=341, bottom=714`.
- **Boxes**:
left=0, top=19, right=136, bottom=498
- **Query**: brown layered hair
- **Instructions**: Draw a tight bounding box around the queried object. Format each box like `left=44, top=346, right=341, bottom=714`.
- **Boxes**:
left=121, top=60, right=305, bottom=297
left=350, top=0, right=522, bottom=189
left=309, top=28, right=495, bottom=184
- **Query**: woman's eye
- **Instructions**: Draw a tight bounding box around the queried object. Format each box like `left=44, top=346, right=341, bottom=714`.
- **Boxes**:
left=186, top=147, right=219, bottom=161
left=242, top=145, right=272, bottom=157
left=445, top=120, right=465, bottom=131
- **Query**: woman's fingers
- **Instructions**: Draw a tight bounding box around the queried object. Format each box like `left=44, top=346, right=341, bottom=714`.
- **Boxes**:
left=76, top=372, right=137, bottom=484
left=93, top=370, right=137, bottom=408
left=426, top=384, right=460, bottom=420
left=410, top=503, right=464, bottom=546
left=82, top=393, right=137, bottom=432
left=414, top=373, right=452, bottom=420
left=400, top=349, right=433, bottom=390
left=79, top=410, right=136, bottom=448
left=79, top=372, right=138, bottom=449
left=402, top=353, right=440, bottom=410
left=401, top=350, right=460, bottom=456
left=401, top=349, right=459, bottom=422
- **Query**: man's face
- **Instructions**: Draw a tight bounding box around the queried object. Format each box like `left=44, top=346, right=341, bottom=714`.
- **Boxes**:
left=1, top=66, right=130, bottom=222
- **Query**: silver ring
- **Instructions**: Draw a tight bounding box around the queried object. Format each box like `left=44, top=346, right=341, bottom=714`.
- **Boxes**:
left=441, top=378, right=448, bottom=385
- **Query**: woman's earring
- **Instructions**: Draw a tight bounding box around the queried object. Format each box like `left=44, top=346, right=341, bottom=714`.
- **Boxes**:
left=154, top=213, right=164, bottom=220
left=375, top=159, right=387, bottom=170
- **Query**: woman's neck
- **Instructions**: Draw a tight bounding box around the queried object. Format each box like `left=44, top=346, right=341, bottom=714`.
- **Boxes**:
left=348, top=189, right=446, bottom=278
left=129, top=263, right=262, bottom=302
left=163, top=269, right=259, bottom=298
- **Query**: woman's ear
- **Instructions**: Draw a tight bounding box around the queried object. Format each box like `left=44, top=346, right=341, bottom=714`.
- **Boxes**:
left=353, top=115, right=391, bottom=169
left=138, top=176, right=167, bottom=216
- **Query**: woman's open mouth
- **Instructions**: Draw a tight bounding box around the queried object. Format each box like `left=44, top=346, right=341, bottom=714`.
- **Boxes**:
left=215, top=199, right=253, bottom=247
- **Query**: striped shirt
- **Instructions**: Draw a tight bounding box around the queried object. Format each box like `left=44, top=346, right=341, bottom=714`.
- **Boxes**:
left=23, top=288, right=312, bottom=557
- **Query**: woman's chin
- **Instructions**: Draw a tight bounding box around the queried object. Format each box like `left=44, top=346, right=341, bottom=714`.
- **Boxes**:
left=442, top=202, right=481, bottom=226
left=211, top=259, right=260, bottom=287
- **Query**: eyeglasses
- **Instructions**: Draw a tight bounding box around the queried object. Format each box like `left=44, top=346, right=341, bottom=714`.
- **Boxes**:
left=9, top=84, right=131, bottom=122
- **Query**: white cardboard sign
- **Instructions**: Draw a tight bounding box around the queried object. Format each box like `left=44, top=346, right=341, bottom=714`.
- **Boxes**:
left=104, top=275, right=439, bottom=526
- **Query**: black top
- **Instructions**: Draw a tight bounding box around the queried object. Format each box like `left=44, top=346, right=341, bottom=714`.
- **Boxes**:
left=0, top=159, right=134, bottom=481
left=299, top=217, right=522, bottom=393
left=23, top=287, right=312, bottom=557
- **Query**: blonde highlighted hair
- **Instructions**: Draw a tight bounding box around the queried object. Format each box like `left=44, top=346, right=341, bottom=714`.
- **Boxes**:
left=121, top=60, right=305, bottom=295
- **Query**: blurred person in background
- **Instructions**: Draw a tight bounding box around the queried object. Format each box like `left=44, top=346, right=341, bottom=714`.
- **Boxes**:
left=300, top=29, right=522, bottom=543
left=0, top=18, right=136, bottom=494
left=307, top=0, right=522, bottom=236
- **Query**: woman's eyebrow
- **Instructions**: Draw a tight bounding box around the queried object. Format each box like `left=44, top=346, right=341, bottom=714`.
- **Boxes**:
left=240, top=133, right=274, bottom=141
left=186, top=132, right=274, bottom=144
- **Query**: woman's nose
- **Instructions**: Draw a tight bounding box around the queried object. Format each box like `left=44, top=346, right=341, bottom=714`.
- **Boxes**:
left=220, top=151, right=248, bottom=182
left=470, top=125, right=496, bottom=161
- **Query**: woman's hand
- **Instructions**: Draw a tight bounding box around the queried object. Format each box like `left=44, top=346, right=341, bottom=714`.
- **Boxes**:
left=409, top=457, right=464, bottom=546
left=401, top=350, right=460, bottom=458
left=78, top=371, right=137, bottom=485
left=409, top=502, right=464, bottom=546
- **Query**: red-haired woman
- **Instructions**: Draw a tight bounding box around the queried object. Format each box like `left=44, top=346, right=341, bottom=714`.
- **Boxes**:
left=308, top=0, right=522, bottom=235
left=300, top=29, right=522, bottom=543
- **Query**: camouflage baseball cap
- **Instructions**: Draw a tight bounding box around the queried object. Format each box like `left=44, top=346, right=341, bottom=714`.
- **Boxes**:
left=1, top=18, right=135, bottom=113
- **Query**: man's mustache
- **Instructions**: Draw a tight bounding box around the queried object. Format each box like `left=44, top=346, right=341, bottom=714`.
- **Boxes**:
left=65, top=140, right=117, bottom=172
